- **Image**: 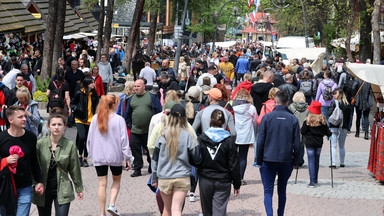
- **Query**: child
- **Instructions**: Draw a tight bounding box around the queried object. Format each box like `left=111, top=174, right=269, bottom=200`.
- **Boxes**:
left=301, top=101, right=332, bottom=188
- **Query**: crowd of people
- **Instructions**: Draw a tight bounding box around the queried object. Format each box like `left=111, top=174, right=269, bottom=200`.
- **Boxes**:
left=0, top=41, right=376, bottom=216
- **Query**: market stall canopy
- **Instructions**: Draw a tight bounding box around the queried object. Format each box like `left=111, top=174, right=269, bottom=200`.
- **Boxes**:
left=207, top=41, right=237, bottom=48
left=331, top=32, right=384, bottom=51
left=345, top=62, right=384, bottom=100
left=275, top=48, right=326, bottom=61
left=0, top=0, right=45, bottom=34
left=63, top=34, right=87, bottom=40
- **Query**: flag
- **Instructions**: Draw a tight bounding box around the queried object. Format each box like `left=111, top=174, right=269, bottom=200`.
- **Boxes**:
left=248, top=0, right=254, bottom=8
left=255, top=0, right=261, bottom=12
left=249, top=11, right=256, bottom=24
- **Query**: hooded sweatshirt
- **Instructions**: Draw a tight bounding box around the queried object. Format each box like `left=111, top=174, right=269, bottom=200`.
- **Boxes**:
left=250, top=82, right=274, bottom=115
left=97, top=61, right=113, bottom=84
left=288, top=102, right=309, bottom=128
left=233, top=100, right=258, bottom=144
left=315, top=78, right=337, bottom=106
left=231, top=81, right=253, bottom=101
left=197, top=128, right=241, bottom=189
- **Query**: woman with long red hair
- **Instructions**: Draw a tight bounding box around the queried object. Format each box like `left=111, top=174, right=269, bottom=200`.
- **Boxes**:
left=87, top=95, right=133, bottom=216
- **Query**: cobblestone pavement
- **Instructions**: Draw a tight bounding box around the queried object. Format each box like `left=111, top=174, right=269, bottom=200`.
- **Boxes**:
left=30, top=110, right=384, bottom=216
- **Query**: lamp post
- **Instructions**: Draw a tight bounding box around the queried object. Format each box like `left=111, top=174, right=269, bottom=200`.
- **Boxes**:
left=173, top=0, right=188, bottom=75
left=271, top=0, right=308, bottom=47
left=211, top=0, right=243, bottom=54
left=262, top=7, right=283, bottom=39
left=261, top=11, right=274, bottom=48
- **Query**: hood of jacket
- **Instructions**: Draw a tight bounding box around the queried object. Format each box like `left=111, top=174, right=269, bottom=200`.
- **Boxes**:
left=28, top=100, right=38, bottom=107
left=322, top=78, right=336, bottom=87
left=232, top=99, right=249, bottom=107
left=201, top=128, right=230, bottom=146
left=290, top=102, right=308, bottom=112
left=98, top=61, right=109, bottom=66
left=238, top=81, right=253, bottom=92
left=233, top=101, right=252, bottom=115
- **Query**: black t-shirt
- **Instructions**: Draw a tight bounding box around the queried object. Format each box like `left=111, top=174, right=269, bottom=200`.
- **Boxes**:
left=0, top=130, right=42, bottom=188
left=46, top=152, right=57, bottom=190
left=48, top=81, right=70, bottom=102
left=214, top=73, right=224, bottom=84
left=65, top=69, right=84, bottom=98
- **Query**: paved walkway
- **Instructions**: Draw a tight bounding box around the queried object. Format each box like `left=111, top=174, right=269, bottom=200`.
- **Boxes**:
left=31, top=110, right=384, bottom=216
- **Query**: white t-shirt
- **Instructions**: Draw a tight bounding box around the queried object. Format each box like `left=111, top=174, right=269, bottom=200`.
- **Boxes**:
left=139, top=66, right=157, bottom=86
left=196, top=73, right=217, bottom=88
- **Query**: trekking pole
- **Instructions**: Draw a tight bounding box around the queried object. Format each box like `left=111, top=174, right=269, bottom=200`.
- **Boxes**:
left=329, top=139, right=334, bottom=188
left=295, top=165, right=299, bottom=184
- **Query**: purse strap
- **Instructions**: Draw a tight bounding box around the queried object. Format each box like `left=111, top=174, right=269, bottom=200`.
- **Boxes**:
left=352, top=81, right=365, bottom=100
left=51, top=147, right=68, bottom=175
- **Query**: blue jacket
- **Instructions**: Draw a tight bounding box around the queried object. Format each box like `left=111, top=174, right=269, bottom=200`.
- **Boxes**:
left=256, top=105, right=300, bottom=165
left=235, top=57, right=249, bottom=74
left=123, top=91, right=162, bottom=129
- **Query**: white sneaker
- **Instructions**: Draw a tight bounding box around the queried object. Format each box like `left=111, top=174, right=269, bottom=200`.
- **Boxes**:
left=189, top=193, right=197, bottom=202
left=107, top=205, right=121, bottom=216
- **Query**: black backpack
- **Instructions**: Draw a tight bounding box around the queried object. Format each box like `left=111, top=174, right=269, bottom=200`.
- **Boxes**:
left=49, top=81, right=65, bottom=108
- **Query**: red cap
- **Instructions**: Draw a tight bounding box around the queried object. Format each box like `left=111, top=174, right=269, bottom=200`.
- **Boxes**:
left=308, top=101, right=322, bottom=115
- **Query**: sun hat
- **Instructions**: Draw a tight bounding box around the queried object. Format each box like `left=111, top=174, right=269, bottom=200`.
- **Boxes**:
left=308, top=101, right=322, bottom=115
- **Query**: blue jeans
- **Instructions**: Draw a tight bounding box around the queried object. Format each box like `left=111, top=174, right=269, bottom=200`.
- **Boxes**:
left=0, top=186, right=34, bottom=216
left=321, top=106, right=330, bottom=124
left=306, top=148, right=322, bottom=184
left=259, top=162, right=293, bottom=216
left=237, top=144, right=249, bottom=180
left=330, top=128, right=347, bottom=165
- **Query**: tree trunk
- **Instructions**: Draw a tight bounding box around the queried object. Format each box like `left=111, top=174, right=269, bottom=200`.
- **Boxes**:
left=371, top=0, right=381, bottom=64
left=41, top=0, right=59, bottom=79
left=358, top=0, right=373, bottom=62
left=122, top=0, right=145, bottom=74
left=345, top=0, right=356, bottom=62
left=103, top=0, right=114, bottom=54
left=147, top=10, right=158, bottom=56
left=96, top=0, right=105, bottom=62
left=52, top=0, right=66, bottom=74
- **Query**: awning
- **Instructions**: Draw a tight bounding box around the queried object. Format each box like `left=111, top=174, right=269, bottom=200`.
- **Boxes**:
left=63, top=34, right=87, bottom=40
left=207, top=41, right=237, bottom=48
left=345, top=62, right=384, bottom=100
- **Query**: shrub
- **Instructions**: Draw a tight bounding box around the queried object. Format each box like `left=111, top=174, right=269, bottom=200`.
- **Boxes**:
left=35, top=77, right=51, bottom=92
left=33, top=90, right=48, bottom=102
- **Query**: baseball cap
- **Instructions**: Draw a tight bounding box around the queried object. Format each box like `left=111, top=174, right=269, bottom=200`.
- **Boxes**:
left=187, top=86, right=202, bottom=99
left=164, top=101, right=178, bottom=114
left=204, top=88, right=222, bottom=100
left=170, top=104, right=186, bottom=118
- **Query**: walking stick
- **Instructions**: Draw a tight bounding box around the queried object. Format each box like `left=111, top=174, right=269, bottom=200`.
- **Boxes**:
left=329, top=139, right=334, bottom=188
left=295, top=165, right=299, bottom=184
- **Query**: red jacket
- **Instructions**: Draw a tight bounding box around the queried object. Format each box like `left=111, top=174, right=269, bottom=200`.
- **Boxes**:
left=93, top=75, right=105, bottom=96
left=231, top=81, right=253, bottom=100
left=257, top=99, right=276, bottom=124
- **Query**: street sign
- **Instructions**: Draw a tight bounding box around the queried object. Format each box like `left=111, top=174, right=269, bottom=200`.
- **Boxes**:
left=272, top=35, right=276, bottom=40
left=272, top=32, right=276, bottom=36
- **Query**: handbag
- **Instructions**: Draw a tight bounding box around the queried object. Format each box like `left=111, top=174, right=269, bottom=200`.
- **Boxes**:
left=0, top=164, right=17, bottom=215
left=351, top=81, right=365, bottom=106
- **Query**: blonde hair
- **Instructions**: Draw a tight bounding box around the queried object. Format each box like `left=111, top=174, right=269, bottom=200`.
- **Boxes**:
left=186, top=92, right=201, bottom=119
left=96, top=95, right=120, bottom=134
left=124, top=83, right=134, bottom=96
left=163, top=90, right=179, bottom=110
left=305, top=112, right=327, bottom=127
left=180, top=56, right=185, bottom=63
left=234, top=89, right=253, bottom=104
left=292, top=91, right=306, bottom=103
left=333, top=88, right=349, bottom=105
left=244, top=72, right=252, bottom=81
left=268, top=87, right=280, bottom=100
left=16, top=86, right=31, bottom=104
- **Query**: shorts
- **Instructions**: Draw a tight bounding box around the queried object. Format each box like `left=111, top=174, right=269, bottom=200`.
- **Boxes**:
left=95, top=165, right=123, bottom=177
left=158, top=177, right=190, bottom=195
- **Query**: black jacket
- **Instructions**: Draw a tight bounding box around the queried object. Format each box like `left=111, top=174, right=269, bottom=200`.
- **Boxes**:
left=3, top=61, right=20, bottom=75
left=301, top=120, right=332, bottom=148
left=250, top=82, right=274, bottom=115
left=352, top=79, right=373, bottom=111
left=160, top=79, right=179, bottom=97
left=71, top=89, right=99, bottom=122
left=327, top=100, right=351, bottom=130
left=278, top=83, right=297, bottom=103
left=197, top=132, right=241, bottom=189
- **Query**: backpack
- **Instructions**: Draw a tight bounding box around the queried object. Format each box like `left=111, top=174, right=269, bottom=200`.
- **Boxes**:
left=300, top=81, right=312, bottom=96
left=323, top=86, right=333, bottom=100
left=341, top=72, right=354, bottom=96
left=329, top=100, right=343, bottom=127
left=49, top=81, right=64, bottom=108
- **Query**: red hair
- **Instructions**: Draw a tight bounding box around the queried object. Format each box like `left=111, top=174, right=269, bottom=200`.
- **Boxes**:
left=213, top=84, right=229, bottom=101
left=97, top=95, right=120, bottom=134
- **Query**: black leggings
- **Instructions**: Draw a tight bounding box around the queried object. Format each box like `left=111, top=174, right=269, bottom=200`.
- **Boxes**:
left=76, top=123, right=89, bottom=157
left=355, top=108, right=369, bottom=132
left=37, top=189, right=70, bottom=216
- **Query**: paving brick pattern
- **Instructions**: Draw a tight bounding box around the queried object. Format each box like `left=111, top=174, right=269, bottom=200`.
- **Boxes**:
left=30, top=111, right=384, bottom=216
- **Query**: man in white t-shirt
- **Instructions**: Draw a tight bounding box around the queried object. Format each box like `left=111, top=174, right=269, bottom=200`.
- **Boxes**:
left=139, top=62, right=157, bottom=90
left=196, top=65, right=217, bottom=88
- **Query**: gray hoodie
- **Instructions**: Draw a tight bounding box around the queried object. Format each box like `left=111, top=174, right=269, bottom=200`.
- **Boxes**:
left=97, top=61, right=113, bottom=84
left=14, top=100, right=40, bottom=136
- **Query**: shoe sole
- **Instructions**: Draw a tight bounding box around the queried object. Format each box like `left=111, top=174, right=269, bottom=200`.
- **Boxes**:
left=107, top=209, right=120, bottom=216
